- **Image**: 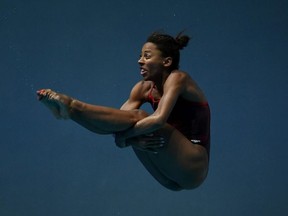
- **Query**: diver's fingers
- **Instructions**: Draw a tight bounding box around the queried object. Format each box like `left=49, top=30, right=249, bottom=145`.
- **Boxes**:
left=144, top=138, right=165, bottom=147
left=133, top=146, right=159, bottom=154
left=145, top=141, right=165, bottom=148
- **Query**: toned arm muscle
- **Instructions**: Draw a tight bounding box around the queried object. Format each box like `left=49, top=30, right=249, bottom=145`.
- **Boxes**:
left=122, top=72, right=186, bottom=138
left=120, top=81, right=146, bottom=111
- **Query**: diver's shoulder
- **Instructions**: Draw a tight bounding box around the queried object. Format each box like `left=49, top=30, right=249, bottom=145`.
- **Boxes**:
left=132, top=80, right=153, bottom=95
left=169, top=70, right=193, bottom=83
left=171, top=70, right=191, bottom=78
left=134, top=80, right=153, bottom=88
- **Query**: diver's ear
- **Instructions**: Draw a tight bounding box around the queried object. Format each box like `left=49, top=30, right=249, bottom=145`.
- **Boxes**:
left=163, top=57, right=172, bottom=67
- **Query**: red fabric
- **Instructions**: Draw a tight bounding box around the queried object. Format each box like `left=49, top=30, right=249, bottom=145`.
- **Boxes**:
left=147, top=86, right=211, bottom=156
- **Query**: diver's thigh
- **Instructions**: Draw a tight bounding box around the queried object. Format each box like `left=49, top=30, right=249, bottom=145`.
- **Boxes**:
left=132, top=125, right=209, bottom=189
left=152, top=125, right=209, bottom=189
left=132, top=147, right=183, bottom=191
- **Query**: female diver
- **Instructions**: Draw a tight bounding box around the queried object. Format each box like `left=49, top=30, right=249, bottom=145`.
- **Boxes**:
left=37, top=32, right=210, bottom=191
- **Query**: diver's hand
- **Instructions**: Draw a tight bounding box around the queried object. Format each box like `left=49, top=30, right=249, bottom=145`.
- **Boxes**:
left=37, top=89, right=73, bottom=119
left=114, top=133, right=127, bottom=148
left=114, top=133, right=165, bottom=153
left=126, top=134, right=165, bottom=154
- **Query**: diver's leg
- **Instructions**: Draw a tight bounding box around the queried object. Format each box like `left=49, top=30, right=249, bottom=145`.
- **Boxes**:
left=70, top=100, right=147, bottom=134
left=132, top=124, right=209, bottom=190
left=132, top=147, right=183, bottom=191
left=38, top=89, right=148, bottom=134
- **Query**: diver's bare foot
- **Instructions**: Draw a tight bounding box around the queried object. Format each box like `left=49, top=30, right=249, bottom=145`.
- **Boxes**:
left=37, top=89, right=72, bottom=119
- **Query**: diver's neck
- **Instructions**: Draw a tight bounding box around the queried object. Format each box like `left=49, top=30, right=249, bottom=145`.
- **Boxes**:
left=153, top=71, right=171, bottom=94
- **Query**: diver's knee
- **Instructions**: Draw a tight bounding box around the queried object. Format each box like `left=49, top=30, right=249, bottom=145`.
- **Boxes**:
left=134, top=109, right=149, bottom=120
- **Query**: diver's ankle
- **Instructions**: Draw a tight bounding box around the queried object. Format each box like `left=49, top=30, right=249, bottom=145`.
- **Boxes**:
left=69, top=99, right=85, bottom=116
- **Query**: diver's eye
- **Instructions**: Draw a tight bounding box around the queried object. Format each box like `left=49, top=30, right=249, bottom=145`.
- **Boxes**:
left=144, top=53, right=151, bottom=59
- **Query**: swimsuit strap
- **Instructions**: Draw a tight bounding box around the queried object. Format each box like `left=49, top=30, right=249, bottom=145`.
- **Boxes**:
left=147, top=83, right=208, bottom=108
left=147, top=84, right=160, bottom=105
left=147, top=84, right=160, bottom=110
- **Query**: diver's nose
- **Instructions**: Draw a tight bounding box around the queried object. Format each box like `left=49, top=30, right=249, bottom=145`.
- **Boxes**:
left=138, top=56, right=144, bottom=65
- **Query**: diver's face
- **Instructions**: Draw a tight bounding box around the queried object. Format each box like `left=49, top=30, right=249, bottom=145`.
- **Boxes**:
left=138, top=42, right=166, bottom=80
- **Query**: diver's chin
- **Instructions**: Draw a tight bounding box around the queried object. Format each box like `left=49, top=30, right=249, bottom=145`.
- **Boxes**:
left=142, top=76, right=152, bottom=81
left=141, top=73, right=150, bottom=81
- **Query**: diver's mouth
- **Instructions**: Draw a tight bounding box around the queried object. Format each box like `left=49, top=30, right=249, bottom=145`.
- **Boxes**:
left=140, top=68, right=148, bottom=75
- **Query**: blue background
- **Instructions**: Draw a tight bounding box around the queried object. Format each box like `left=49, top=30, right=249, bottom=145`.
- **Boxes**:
left=1, top=0, right=287, bottom=215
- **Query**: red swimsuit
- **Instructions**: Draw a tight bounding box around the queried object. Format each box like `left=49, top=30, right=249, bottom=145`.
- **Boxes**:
left=147, top=85, right=211, bottom=156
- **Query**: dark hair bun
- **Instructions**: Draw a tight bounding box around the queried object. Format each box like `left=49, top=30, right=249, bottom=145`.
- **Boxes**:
left=175, top=33, right=190, bottom=50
